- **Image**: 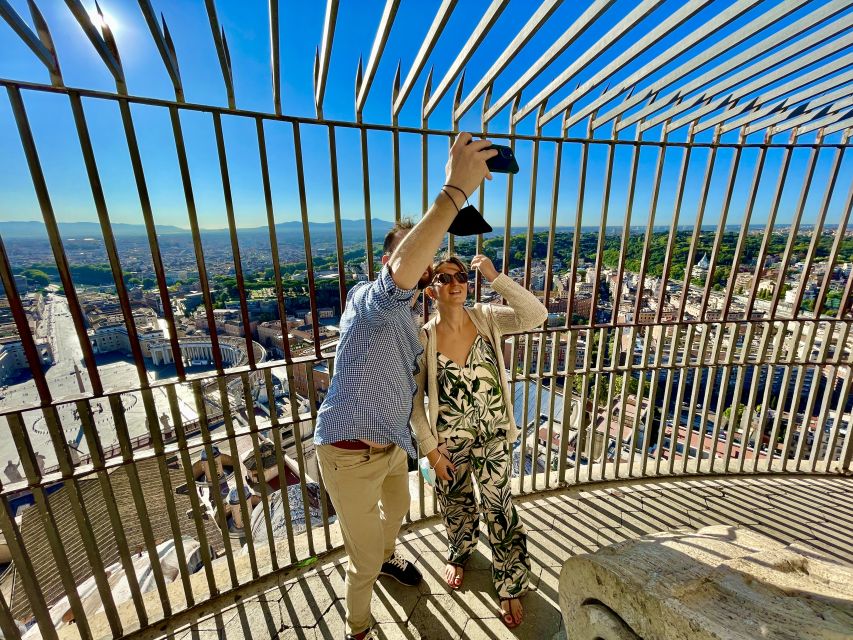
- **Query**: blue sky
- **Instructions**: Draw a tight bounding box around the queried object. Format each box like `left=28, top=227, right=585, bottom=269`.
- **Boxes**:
left=0, top=0, right=850, bottom=234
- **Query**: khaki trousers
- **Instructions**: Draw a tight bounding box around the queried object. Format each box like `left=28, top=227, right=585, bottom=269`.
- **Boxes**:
left=316, top=444, right=410, bottom=635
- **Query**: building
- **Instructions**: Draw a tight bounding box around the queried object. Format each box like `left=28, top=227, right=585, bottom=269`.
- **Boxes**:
left=0, top=337, right=53, bottom=383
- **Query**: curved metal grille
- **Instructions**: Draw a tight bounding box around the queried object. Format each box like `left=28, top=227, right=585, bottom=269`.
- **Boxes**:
left=0, top=2, right=850, bottom=639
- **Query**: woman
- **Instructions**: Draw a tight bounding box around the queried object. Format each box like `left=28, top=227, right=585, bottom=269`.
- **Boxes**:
left=412, top=253, right=548, bottom=629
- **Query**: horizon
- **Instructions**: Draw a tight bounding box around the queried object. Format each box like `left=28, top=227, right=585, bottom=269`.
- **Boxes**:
left=3, top=2, right=852, bottom=232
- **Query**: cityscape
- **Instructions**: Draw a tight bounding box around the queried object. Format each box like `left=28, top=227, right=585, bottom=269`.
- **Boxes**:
left=1, top=0, right=851, bottom=638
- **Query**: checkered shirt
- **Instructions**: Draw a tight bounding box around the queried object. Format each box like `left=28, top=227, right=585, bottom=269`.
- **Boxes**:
left=314, top=265, right=422, bottom=457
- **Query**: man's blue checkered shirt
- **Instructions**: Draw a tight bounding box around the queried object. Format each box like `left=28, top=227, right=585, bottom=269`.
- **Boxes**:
left=314, top=265, right=422, bottom=458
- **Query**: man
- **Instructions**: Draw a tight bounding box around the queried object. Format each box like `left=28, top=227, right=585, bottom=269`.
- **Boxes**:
left=314, top=133, right=497, bottom=640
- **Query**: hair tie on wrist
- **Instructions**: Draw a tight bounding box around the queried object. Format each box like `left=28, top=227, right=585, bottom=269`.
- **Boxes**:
left=443, top=184, right=468, bottom=200
left=441, top=188, right=460, bottom=213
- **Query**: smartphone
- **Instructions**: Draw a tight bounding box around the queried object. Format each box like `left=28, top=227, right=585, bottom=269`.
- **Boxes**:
left=485, top=145, right=519, bottom=174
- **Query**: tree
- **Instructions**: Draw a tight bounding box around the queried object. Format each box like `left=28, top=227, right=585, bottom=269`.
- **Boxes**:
left=142, top=277, right=156, bottom=289
left=21, top=269, right=50, bottom=287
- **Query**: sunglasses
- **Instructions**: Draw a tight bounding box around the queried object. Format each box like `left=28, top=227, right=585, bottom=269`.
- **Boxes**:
left=432, top=271, right=468, bottom=286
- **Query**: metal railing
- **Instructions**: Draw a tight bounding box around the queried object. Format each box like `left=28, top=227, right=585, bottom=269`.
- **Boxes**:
left=0, top=2, right=851, bottom=639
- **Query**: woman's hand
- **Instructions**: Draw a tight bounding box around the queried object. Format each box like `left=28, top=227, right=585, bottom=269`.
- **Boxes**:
left=426, top=445, right=456, bottom=482
left=471, top=254, right=499, bottom=282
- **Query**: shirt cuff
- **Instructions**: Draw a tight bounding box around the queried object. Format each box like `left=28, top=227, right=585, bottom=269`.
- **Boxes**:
left=379, top=264, right=417, bottom=303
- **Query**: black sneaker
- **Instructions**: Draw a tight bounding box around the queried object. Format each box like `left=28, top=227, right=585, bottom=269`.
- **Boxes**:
left=344, top=624, right=376, bottom=640
left=378, top=550, right=422, bottom=586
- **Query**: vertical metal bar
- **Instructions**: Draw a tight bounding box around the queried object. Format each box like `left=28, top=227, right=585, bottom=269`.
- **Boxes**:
left=281, top=364, right=317, bottom=557
left=291, top=122, right=323, bottom=358
left=654, top=124, right=695, bottom=324
left=698, top=136, right=743, bottom=321
left=662, top=325, right=686, bottom=474
left=764, top=321, right=798, bottom=471
left=589, top=125, right=616, bottom=326
left=557, top=330, right=577, bottom=483
left=696, top=323, right=727, bottom=473
left=7, top=414, right=93, bottom=637
left=473, top=84, right=494, bottom=302
left=720, top=323, right=753, bottom=471
left=137, top=388, right=195, bottom=606
left=69, top=91, right=149, bottom=384
left=256, top=117, right=293, bottom=363
left=118, top=98, right=185, bottom=378
left=778, top=322, right=817, bottom=471
left=0, top=481, right=58, bottom=640
left=169, top=106, right=224, bottom=374
left=0, top=237, right=52, bottom=404
left=720, top=135, right=769, bottom=321
left=215, top=376, right=260, bottom=578
left=744, top=136, right=795, bottom=319
left=676, top=132, right=720, bottom=324
left=706, top=322, right=738, bottom=473
left=327, top=125, right=349, bottom=314
left=303, top=363, right=332, bottom=545
left=243, top=371, right=280, bottom=572
left=269, top=0, right=281, bottom=115
left=827, top=362, right=852, bottom=473
left=609, top=129, right=642, bottom=328
left=7, top=86, right=102, bottom=395
left=0, top=588, right=21, bottom=640
left=501, top=95, right=522, bottom=278
left=781, top=322, right=819, bottom=470
left=543, top=331, right=560, bottom=487
left=573, top=327, right=593, bottom=484
left=106, top=393, right=174, bottom=609
left=735, top=322, right=773, bottom=472
left=213, top=112, right=257, bottom=368
left=814, top=181, right=853, bottom=319
left=165, top=386, right=218, bottom=595
left=359, top=125, right=376, bottom=280
left=566, top=120, right=591, bottom=325
left=539, top=111, right=568, bottom=486
left=203, top=0, right=235, bottom=109
left=632, top=127, right=668, bottom=323
left=191, top=380, right=239, bottom=586
left=768, top=137, right=823, bottom=319
left=806, top=359, right=838, bottom=471
left=262, top=367, right=299, bottom=564
left=75, top=399, right=152, bottom=617
left=790, top=143, right=846, bottom=315
left=752, top=322, right=786, bottom=472
left=525, top=104, right=546, bottom=492
left=792, top=323, right=832, bottom=467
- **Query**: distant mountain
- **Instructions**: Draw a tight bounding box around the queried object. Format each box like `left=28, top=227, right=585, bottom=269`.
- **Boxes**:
left=0, top=218, right=397, bottom=243
left=0, top=220, right=186, bottom=239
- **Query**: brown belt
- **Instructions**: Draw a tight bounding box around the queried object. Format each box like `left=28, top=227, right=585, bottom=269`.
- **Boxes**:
left=331, top=439, right=391, bottom=451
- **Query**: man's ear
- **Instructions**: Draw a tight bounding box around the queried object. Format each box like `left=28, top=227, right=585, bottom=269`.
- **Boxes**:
left=381, top=254, right=390, bottom=266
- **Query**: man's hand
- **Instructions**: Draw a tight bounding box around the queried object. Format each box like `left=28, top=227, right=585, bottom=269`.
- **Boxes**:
left=387, top=133, right=497, bottom=291
left=471, top=254, right=499, bottom=282
left=444, top=133, right=499, bottom=203
left=426, top=445, right=456, bottom=482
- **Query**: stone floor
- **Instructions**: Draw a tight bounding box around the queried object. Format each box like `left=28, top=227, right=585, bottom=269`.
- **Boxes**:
left=166, top=474, right=852, bottom=640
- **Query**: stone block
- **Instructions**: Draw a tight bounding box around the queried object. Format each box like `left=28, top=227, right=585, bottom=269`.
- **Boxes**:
left=559, top=525, right=853, bottom=640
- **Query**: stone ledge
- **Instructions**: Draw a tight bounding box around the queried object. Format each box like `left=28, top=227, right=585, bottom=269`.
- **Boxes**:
left=559, top=524, right=853, bottom=640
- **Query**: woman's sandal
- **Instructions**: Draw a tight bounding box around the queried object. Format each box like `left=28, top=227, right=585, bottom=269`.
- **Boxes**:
left=500, top=599, right=523, bottom=629
left=444, top=563, right=464, bottom=589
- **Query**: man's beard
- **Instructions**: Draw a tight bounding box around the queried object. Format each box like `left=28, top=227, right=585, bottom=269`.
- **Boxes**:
left=416, top=272, right=432, bottom=291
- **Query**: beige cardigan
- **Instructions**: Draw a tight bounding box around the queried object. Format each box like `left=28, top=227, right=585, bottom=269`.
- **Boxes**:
left=411, top=274, right=549, bottom=455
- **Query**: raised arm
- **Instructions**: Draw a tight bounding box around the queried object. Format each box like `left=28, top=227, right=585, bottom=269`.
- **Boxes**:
left=387, top=133, right=497, bottom=290
left=472, top=254, right=549, bottom=334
